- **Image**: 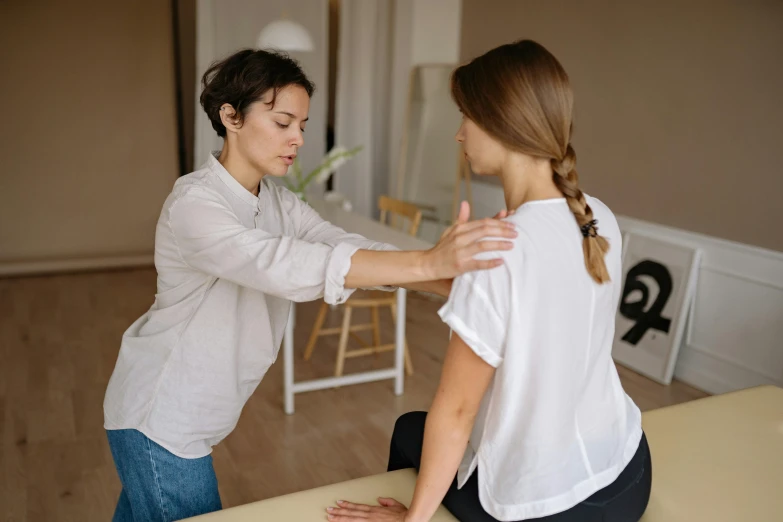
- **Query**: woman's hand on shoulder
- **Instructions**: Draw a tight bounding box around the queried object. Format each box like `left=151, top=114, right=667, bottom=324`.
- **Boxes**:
left=420, top=201, right=516, bottom=280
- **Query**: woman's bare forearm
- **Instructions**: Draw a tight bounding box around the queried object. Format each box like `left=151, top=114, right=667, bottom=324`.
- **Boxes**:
left=405, top=399, right=474, bottom=522
left=344, top=215, right=516, bottom=291
left=345, top=251, right=451, bottom=296
left=344, top=250, right=431, bottom=289
left=405, top=336, right=495, bottom=522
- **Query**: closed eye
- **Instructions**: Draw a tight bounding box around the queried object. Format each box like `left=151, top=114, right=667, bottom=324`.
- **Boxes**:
left=276, top=122, right=305, bottom=133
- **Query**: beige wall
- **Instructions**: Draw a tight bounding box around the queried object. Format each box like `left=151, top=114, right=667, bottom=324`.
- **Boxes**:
left=0, top=0, right=179, bottom=269
left=460, top=0, right=783, bottom=252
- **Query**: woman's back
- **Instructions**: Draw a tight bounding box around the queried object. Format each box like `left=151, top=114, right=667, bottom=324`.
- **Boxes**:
left=439, top=195, right=643, bottom=520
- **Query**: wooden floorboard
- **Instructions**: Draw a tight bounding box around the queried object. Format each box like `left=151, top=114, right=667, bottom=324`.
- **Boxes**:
left=0, top=268, right=709, bottom=521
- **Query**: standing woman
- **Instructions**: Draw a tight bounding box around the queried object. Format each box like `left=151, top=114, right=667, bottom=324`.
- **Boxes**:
left=103, top=49, right=517, bottom=522
left=328, top=40, right=651, bottom=522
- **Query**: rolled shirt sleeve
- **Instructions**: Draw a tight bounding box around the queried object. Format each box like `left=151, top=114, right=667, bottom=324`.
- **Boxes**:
left=168, top=187, right=374, bottom=304
left=286, top=189, right=400, bottom=293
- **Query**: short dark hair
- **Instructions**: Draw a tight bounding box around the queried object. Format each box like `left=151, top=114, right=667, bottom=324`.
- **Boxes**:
left=199, top=49, right=315, bottom=138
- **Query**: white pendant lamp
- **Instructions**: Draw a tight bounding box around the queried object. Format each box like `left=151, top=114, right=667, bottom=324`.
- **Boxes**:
left=257, top=18, right=314, bottom=52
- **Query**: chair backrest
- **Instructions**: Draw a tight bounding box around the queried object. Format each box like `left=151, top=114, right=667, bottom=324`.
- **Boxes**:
left=378, top=195, right=422, bottom=237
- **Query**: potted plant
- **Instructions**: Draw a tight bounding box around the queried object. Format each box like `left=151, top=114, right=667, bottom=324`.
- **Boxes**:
left=282, top=145, right=362, bottom=202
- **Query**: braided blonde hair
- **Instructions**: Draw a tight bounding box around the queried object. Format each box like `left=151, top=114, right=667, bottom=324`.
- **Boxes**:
left=551, top=144, right=610, bottom=283
left=451, top=39, right=610, bottom=283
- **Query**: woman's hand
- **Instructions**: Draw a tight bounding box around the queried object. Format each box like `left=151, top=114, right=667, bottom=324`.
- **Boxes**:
left=420, top=201, right=517, bottom=280
left=344, top=202, right=515, bottom=290
left=326, top=498, right=411, bottom=522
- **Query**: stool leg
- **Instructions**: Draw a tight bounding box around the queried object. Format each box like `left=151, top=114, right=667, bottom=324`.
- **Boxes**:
left=371, top=305, right=381, bottom=357
left=304, top=301, right=329, bottom=361
left=335, top=306, right=353, bottom=377
left=390, top=302, right=414, bottom=376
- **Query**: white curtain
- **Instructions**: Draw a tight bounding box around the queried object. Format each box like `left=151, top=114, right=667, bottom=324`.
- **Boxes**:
left=333, top=0, right=393, bottom=218
left=194, top=0, right=222, bottom=169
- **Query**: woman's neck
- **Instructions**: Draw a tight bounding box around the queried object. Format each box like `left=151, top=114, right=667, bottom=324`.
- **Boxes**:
left=218, top=143, right=264, bottom=196
left=499, top=155, right=563, bottom=211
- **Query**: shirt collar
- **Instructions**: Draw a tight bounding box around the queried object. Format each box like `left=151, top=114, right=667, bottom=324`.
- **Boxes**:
left=206, top=151, right=261, bottom=208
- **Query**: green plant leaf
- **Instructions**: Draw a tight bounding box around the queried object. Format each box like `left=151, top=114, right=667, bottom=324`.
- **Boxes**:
left=301, top=145, right=363, bottom=188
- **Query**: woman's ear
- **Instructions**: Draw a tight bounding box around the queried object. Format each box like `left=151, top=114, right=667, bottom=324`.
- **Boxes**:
left=219, top=104, right=242, bottom=133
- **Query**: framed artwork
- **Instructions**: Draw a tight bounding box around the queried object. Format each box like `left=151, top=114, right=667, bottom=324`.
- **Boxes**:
left=612, top=232, right=701, bottom=385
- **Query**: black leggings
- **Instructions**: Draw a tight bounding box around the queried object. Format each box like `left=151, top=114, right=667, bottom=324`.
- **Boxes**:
left=388, top=412, right=652, bottom=522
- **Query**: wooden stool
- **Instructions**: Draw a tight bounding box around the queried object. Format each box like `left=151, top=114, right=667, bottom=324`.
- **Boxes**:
left=304, top=196, right=422, bottom=377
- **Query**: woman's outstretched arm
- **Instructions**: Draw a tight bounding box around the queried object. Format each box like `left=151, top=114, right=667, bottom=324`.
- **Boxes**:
left=325, top=333, right=495, bottom=522
left=402, top=334, right=495, bottom=521
left=345, top=214, right=515, bottom=289
left=170, top=189, right=515, bottom=304
left=297, top=197, right=515, bottom=297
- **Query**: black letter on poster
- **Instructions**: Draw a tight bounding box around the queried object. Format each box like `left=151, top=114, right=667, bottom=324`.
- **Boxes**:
left=619, top=260, right=673, bottom=345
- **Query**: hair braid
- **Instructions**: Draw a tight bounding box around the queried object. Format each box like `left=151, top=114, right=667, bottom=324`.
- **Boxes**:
left=551, top=144, right=611, bottom=283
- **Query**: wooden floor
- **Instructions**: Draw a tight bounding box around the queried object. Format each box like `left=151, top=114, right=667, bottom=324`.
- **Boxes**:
left=0, top=268, right=709, bottom=521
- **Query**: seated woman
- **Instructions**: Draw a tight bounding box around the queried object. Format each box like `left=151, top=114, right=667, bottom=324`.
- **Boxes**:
left=327, top=39, right=651, bottom=522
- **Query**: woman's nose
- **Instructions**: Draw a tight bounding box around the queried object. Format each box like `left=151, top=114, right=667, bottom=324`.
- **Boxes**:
left=455, top=123, right=465, bottom=143
left=291, top=130, right=304, bottom=147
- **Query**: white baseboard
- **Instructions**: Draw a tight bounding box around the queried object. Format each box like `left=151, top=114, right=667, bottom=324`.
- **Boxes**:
left=673, top=343, right=782, bottom=395
left=470, top=180, right=783, bottom=395
left=0, top=254, right=154, bottom=277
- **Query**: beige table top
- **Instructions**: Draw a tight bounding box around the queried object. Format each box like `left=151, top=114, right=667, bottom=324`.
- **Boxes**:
left=186, top=468, right=457, bottom=521
left=186, top=385, right=782, bottom=521
left=640, top=384, right=783, bottom=522
left=308, top=199, right=434, bottom=250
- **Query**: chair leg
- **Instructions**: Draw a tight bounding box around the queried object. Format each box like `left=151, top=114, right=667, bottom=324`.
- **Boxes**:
left=304, top=301, right=329, bottom=361
left=335, top=306, right=353, bottom=377
left=404, top=344, right=414, bottom=377
left=371, top=305, right=381, bottom=357
left=389, top=302, right=414, bottom=376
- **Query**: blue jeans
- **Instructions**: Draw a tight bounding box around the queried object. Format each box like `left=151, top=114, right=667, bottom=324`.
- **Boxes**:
left=107, top=429, right=222, bottom=522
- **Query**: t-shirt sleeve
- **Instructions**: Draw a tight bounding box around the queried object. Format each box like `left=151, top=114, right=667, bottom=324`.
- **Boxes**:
left=437, top=257, right=511, bottom=367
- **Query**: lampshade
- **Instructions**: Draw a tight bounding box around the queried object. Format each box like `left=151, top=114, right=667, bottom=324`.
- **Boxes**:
left=257, top=19, right=314, bottom=52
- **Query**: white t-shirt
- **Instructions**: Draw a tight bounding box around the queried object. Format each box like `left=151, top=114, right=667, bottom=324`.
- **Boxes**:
left=103, top=153, right=395, bottom=458
left=438, top=196, right=642, bottom=521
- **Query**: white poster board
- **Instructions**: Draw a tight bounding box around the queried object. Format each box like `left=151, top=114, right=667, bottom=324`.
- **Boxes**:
left=612, top=232, right=701, bottom=385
